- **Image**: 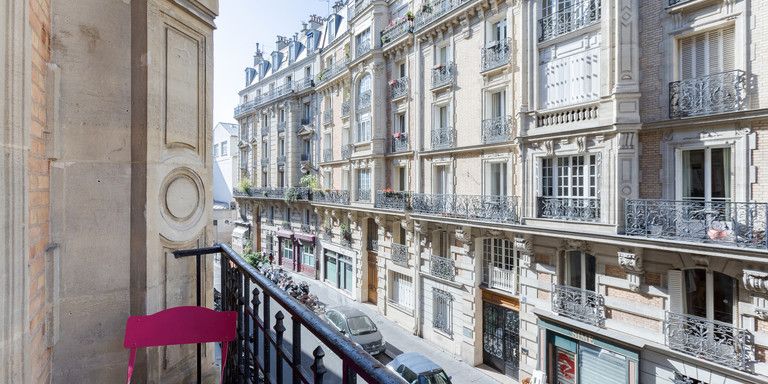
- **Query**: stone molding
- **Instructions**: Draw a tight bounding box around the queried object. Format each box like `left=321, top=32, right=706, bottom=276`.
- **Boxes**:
left=618, top=249, right=644, bottom=292
left=743, top=269, right=768, bottom=295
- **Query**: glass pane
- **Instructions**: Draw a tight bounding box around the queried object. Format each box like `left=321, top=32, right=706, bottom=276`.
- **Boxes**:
left=682, top=149, right=705, bottom=201
left=684, top=269, right=707, bottom=318
left=567, top=251, right=581, bottom=289
left=710, top=148, right=731, bottom=202
left=712, top=272, right=734, bottom=323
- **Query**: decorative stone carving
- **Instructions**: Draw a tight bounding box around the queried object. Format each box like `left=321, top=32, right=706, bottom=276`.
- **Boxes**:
left=743, top=270, right=768, bottom=294
left=455, top=228, right=472, bottom=245
left=618, top=249, right=644, bottom=292
left=561, top=239, right=590, bottom=253
left=691, top=254, right=709, bottom=267
left=618, top=132, right=635, bottom=149
left=544, top=139, right=554, bottom=156
left=576, top=136, right=586, bottom=153
left=515, top=235, right=533, bottom=268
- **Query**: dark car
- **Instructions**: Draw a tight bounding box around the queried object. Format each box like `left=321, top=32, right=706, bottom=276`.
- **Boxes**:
left=325, top=306, right=385, bottom=356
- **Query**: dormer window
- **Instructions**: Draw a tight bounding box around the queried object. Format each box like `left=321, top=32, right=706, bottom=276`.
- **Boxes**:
left=327, top=15, right=338, bottom=41
left=307, top=31, right=316, bottom=52
left=271, top=51, right=283, bottom=71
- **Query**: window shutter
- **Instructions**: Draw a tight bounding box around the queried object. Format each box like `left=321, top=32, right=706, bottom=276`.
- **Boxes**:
left=668, top=269, right=684, bottom=314
left=721, top=25, right=735, bottom=72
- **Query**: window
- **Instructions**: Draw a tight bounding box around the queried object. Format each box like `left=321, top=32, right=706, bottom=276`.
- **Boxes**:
left=282, top=239, right=294, bottom=261
left=263, top=113, right=270, bottom=127
left=433, top=165, right=448, bottom=195
left=678, top=26, right=735, bottom=81
left=490, top=19, right=507, bottom=46
left=278, top=170, right=285, bottom=188
left=262, top=171, right=269, bottom=187
left=327, top=16, right=336, bottom=41
left=302, top=140, right=311, bottom=161
left=302, top=101, right=312, bottom=123
left=220, top=141, right=228, bottom=156
left=538, top=34, right=600, bottom=109
left=490, top=90, right=506, bottom=118
left=395, top=112, right=406, bottom=134
left=390, top=272, right=414, bottom=309
left=483, top=238, right=519, bottom=293
left=486, top=162, right=507, bottom=196
left=435, top=230, right=450, bottom=257
left=261, top=141, right=268, bottom=158
left=437, top=44, right=450, bottom=65
left=560, top=250, right=596, bottom=292
left=213, top=143, right=219, bottom=157
left=357, top=169, right=371, bottom=197
left=436, top=105, right=449, bottom=129
left=323, top=170, right=332, bottom=189
left=355, top=29, right=370, bottom=51
left=672, top=269, right=736, bottom=323
left=433, top=288, right=452, bottom=334
left=278, top=139, right=285, bottom=156
left=356, top=115, right=371, bottom=142
left=278, top=109, right=285, bottom=124
left=678, top=147, right=731, bottom=203
left=307, top=32, right=315, bottom=52
left=540, top=154, right=598, bottom=198
left=240, top=149, right=249, bottom=169
left=305, top=66, right=311, bottom=80
left=396, top=166, right=407, bottom=191
left=301, top=244, right=315, bottom=267
left=398, top=62, right=406, bottom=78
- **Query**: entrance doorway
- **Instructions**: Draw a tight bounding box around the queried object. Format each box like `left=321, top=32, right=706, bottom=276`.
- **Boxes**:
left=367, top=256, right=378, bottom=304
left=482, top=302, right=519, bottom=380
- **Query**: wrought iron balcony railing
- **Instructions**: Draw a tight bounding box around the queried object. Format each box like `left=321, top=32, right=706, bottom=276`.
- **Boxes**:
left=281, top=221, right=292, bottom=230
left=411, top=193, right=519, bottom=223
left=357, top=189, right=371, bottom=203
left=234, top=99, right=258, bottom=117
left=481, top=115, right=514, bottom=144
left=538, top=197, right=600, bottom=222
left=431, top=62, right=456, bottom=89
left=300, top=223, right=311, bottom=233
left=173, top=245, right=406, bottom=384
left=669, top=70, right=748, bottom=119
left=391, top=136, right=409, bottom=152
left=668, top=0, right=695, bottom=7
left=551, top=284, right=605, bottom=327
left=355, top=39, right=372, bottom=59
left=277, top=155, right=286, bottom=165
left=358, top=90, right=371, bottom=110
left=236, top=187, right=288, bottom=200
left=415, top=0, right=472, bottom=31
left=341, top=100, right=351, bottom=118
left=347, top=0, right=372, bottom=20
left=481, top=38, right=511, bottom=72
left=323, top=109, right=333, bottom=125
left=322, top=226, right=333, bottom=240
left=313, top=190, right=350, bottom=205
left=322, top=149, right=333, bottom=162
left=375, top=191, right=410, bottom=211
left=277, top=121, right=286, bottom=133
left=430, top=126, right=454, bottom=149
left=294, top=78, right=314, bottom=92
left=538, top=0, right=601, bottom=42
left=483, top=263, right=518, bottom=295
left=665, top=311, right=754, bottom=372
left=381, top=18, right=412, bottom=46
left=390, top=77, right=409, bottom=100
left=341, top=144, right=354, bottom=160
left=391, top=243, right=408, bottom=267
left=317, top=58, right=350, bottom=85
left=429, top=254, right=455, bottom=281
left=624, top=199, right=768, bottom=249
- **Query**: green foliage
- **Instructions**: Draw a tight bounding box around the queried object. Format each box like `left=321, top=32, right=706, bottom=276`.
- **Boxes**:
left=300, top=175, right=320, bottom=190
left=242, top=241, right=268, bottom=268
left=237, top=177, right=252, bottom=193
left=284, top=186, right=299, bottom=203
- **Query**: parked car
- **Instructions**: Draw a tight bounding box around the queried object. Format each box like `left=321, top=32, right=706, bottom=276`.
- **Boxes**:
left=324, top=306, right=385, bottom=355
left=386, top=352, right=452, bottom=384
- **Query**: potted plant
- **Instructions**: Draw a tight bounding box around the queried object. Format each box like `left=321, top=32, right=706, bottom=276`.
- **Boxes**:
left=284, top=187, right=299, bottom=203
left=381, top=35, right=391, bottom=44
left=406, top=11, right=414, bottom=21
left=237, top=178, right=252, bottom=195
left=389, top=79, right=398, bottom=86
left=393, top=131, right=406, bottom=140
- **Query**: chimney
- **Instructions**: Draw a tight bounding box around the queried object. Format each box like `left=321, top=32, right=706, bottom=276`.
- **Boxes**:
left=276, top=35, right=289, bottom=50
left=309, top=14, right=323, bottom=29
left=332, top=1, right=344, bottom=13
left=301, top=22, right=308, bottom=33
left=253, top=43, right=263, bottom=66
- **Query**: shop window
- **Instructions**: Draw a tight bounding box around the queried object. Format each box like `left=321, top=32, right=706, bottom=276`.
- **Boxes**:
left=282, top=239, right=293, bottom=261
left=301, top=244, right=315, bottom=267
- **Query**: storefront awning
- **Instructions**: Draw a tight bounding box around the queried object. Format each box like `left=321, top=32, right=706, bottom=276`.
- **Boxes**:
left=294, top=232, right=316, bottom=243
left=276, top=230, right=293, bottom=238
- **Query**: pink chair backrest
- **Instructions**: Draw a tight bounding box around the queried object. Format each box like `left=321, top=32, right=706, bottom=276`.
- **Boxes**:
left=123, top=306, right=237, bottom=384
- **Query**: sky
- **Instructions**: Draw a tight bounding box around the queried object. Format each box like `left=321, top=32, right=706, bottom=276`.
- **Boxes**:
left=213, top=0, right=331, bottom=125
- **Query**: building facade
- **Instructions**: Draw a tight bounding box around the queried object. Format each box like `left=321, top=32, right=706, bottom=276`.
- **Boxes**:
left=233, top=0, right=768, bottom=383
left=213, top=122, right=240, bottom=204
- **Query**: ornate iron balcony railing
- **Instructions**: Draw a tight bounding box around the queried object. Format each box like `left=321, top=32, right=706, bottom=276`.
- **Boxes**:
left=322, top=226, right=333, bottom=240
left=356, top=39, right=372, bottom=59
left=669, top=70, right=748, bottom=119
left=234, top=99, right=258, bottom=117
left=430, top=254, right=455, bottom=281
left=277, top=121, right=286, bottom=133
left=430, top=126, right=454, bottom=149
left=341, top=100, right=351, bottom=118
left=261, top=157, right=270, bottom=165
left=341, top=144, right=354, bottom=160
left=322, top=148, right=333, bottom=162
left=483, top=263, right=518, bottom=295
left=173, top=245, right=406, bottom=384
left=358, top=90, right=371, bottom=110
left=415, top=0, right=472, bottom=31
left=411, top=193, right=519, bottom=223
left=391, top=243, right=408, bottom=267
left=244, top=187, right=286, bottom=199
left=277, top=155, right=286, bottom=165
left=375, top=191, right=410, bottom=211
left=538, top=197, right=600, bottom=222
left=294, top=78, right=314, bottom=92
left=357, top=189, right=371, bottom=203
left=665, top=311, right=754, bottom=372
left=347, top=0, right=372, bottom=20
left=381, top=18, right=412, bottom=46
left=551, top=284, right=605, bottom=327
left=481, top=115, right=514, bottom=144
left=481, top=38, right=511, bottom=72
left=313, top=189, right=350, bottom=205
left=323, top=109, right=333, bottom=125
left=390, top=77, right=409, bottom=100
left=431, top=62, right=456, bottom=89
left=538, top=0, right=601, bottom=42
left=261, top=126, right=270, bottom=136
left=300, top=224, right=311, bottom=233
left=281, top=221, right=292, bottom=230
left=317, top=58, right=350, bottom=85
left=391, top=136, right=409, bottom=152
left=624, top=199, right=768, bottom=249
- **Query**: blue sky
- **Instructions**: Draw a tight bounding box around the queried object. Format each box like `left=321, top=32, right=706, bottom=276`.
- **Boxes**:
left=213, top=0, right=330, bottom=125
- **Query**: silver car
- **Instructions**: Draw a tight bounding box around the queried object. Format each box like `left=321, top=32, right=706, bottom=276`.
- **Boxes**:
left=325, top=306, right=385, bottom=356
left=386, top=352, right=452, bottom=384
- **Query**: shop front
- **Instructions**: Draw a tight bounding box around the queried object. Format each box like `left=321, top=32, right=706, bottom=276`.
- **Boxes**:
left=482, top=290, right=520, bottom=380
left=294, top=232, right=317, bottom=278
left=538, top=318, right=639, bottom=384
left=323, top=249, right=354, bottom=292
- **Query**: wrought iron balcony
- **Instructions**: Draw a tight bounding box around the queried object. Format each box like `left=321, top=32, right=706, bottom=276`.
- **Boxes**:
left=358, top=90, right=371, bottom=110
left=481, top=115, right=514, bottom=144
left=483, top=263, right=518, bottom=295
left=537, top=197, right=600, bottom=222
left=391, top=243, right=408, bottom=267
left=481, top=38, right=511, bottom=72
left=294, top=78, right=314, bottom=92
left=415, top=0, right=472, bottom=31
left=341, top=100, right=351, bottom=118
left=277, top=121, right=286, bottom=133
left=538, top=0, right=601, bottom=42
left=411, top=193, right=519, bottom=223
left=323, top=109, right=333, bottom=125
left=313, top=189, right=350, bottom=205
left=429, top=254, right=455, bottom=281
left=173, top=245, right=405, bottom=384
left=391, top=136, right=409, bottom=152
left=300, top=116, right=313, bottom=126
left=234, top=99, right=258, bottom=117
left=347, top=0, right=372, bottom=20
left=668, top=0, right=695, bottom=7
left=240, top=187, right=286, bottom=199
left=357, top=189, right=371, bottom=203
left=551, top=284, right=605, bottom=327
left=665, top=311, right=754, bottom=372
left=261, top=126, right=270, bottom=136
left=381, top=18, right=412, bottom=46
left=375, top=191, right=410, bottom=211
left=322, top=149, right=333, bottom=162
left=322, top=226, right=333, bottom=240
left=317, top=59, right=350, bottom=85
left=300, top=223, right=311, bottom=233
left=277, top=155, right=286, bottom=165
left=390, top=77, right=409, bottom=100
left=431, top=62, right=456, bottom=89
left=669, top=70, right=748, bottom=119
left=355, top=39, right=372, bottom=59
left=624, top=199, right=768, bottom=249
left=341, top=144, right=354, bottom=160
left=430, top=126, right=454, bottom=149
left=281, top=221, right=292, bottom=230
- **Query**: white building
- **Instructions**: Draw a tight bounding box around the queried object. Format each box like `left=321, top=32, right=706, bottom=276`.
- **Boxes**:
left=213, top=122, right=239, bottom=204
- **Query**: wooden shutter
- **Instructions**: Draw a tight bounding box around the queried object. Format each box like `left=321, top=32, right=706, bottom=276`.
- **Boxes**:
left=679, top=25, right=736, bottom=79
left=668, top=269, right=684, bottom=314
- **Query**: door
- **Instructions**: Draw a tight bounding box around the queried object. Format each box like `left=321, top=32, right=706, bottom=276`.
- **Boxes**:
left=367, top=256, right=378, bottom=304
left=325, top=251, right=338, bottom=286
left=482, top=302, right=520, bottom=379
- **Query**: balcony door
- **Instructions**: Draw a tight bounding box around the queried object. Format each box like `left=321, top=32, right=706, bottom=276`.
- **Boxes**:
left=679, top=26, right=735, bottom=81
left=490, top=90, right=506, bottom=119
left=433, top=165, right=449, bottom=195
left=560, top=250, right=596, bottom=292
left=675, top=147, right=732, bottom=239
left=486, top=162, right=507, bottom=197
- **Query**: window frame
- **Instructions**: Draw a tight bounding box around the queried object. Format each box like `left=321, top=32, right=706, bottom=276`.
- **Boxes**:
left=540, top=154, right=599, bottom=199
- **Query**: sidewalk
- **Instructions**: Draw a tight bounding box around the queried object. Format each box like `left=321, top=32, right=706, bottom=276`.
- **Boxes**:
left=290, top=274, right=505, bottom=384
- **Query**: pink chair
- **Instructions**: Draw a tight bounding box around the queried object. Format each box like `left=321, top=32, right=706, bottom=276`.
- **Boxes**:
left=123, top=306, right=237, bottom=384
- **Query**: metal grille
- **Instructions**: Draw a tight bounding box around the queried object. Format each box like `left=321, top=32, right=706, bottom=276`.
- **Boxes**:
left=411, top=193, right=519, bottom=223
left=537, top=197, right=600, bottom=222
left=431, top=62, right=456, bottom=89
left=433, top=288, right=453, bottom=334
left=381, top=18, right=412, bottom=46
left=375, top=191, right=410, bottom=210
left=430, top=126, right=454, bottom=149
left=481, top=38, right=511, bottom=72
left=430, top=254, right=455, bottom=281
left=665, top=311, right=754, bottom=372
left=551, top=284, right=606, bottom=327
left=538, top=0, right=601, bottom=42
left=391, top=243, right=408, bottom=267
left=669, top=70, right=747, bottom=119
left=390, top=77, right=409, bottom=99
left=481, top=115, right=514, bottom=144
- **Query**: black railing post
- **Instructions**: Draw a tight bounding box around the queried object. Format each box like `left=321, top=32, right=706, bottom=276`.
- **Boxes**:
left=263, top=294, right=271, bottom=382
left=251, top=287, right=261, bottom=376
left=235, top=269, right=244, bottom=383
left=292, top=316, right=302, bottom=382
left=343, top=362, right=358, bottom=384
left=243, top=278, right=251, bottom=381
left=311, top=346, right=326, bottom=384
left=196, top=253, right=202, bottom=384
left=274, top=311, right=286, bottom=384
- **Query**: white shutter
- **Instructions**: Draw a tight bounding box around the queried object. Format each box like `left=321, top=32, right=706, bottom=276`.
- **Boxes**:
left=668, top=269, right=684, bottom=314
left=680, top=26, right=736, bottom=79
